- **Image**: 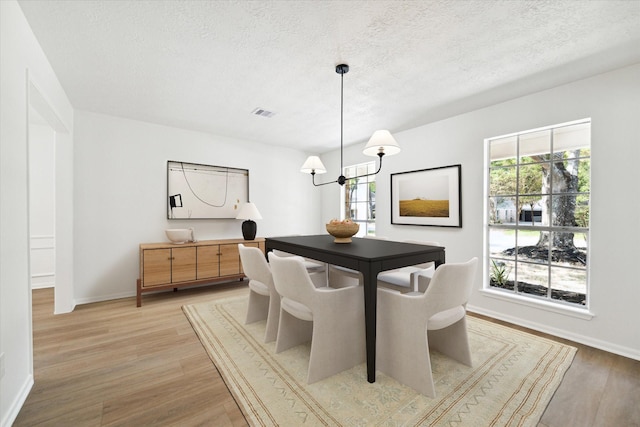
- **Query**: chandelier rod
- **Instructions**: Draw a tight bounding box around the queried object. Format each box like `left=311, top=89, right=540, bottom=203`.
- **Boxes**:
left=340, top=66, right=344, bottom=174
left=302, top=63, right=399, bottom=187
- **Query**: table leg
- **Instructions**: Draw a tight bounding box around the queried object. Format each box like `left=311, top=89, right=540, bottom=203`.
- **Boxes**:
left=361, top=262, right=378, bottom=383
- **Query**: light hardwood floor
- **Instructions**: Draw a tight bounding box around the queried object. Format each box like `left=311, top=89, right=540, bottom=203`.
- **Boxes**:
left=15, top=286, right=640, bottom=426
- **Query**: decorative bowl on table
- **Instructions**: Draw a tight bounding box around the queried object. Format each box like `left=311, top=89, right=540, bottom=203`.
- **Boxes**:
left=326, top=219, right=359, bottom=243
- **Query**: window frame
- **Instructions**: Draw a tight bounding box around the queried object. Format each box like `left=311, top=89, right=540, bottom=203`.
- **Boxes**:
left=341, top=161, right=377, bottom=237
left=484, top=118, right=592, bottom=315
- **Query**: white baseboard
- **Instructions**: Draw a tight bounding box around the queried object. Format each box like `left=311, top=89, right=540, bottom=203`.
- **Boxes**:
left=1, top=374, right=33, bottom=427
left=74, top=290, right=136, bottom=305
left=467, top=304, right=640, bottom=361
left=73, top=280, right=246, bottom=306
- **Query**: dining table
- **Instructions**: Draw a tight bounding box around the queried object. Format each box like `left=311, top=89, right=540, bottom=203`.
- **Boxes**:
left=265, top=234, right=446, bottom=383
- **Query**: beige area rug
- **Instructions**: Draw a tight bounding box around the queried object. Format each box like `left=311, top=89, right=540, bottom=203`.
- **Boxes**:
left=183, top=296, right=576, bottom=427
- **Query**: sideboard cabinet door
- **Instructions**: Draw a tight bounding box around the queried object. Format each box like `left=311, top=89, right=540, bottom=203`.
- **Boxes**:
left=219, top=243, right=241, bottom=276
left=171, top=246, right=197, bottom=283
left=197, top=245, right=220, bottom=279
left=143, top=249, right=172, bottom=286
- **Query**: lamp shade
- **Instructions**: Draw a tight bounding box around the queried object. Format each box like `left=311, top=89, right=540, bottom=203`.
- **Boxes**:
left=363, top=130, right=401, bottom=157
left=236, top=202, right=262, bottom=220
left=300, top=156, right=327, bottom=174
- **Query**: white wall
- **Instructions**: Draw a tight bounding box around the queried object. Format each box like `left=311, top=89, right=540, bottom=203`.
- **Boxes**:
left=73, top=110, right=323, bottom=304
left=29, top=123, right=56, bottom=289
left=0, top=1, right=74, bottom=425
left=322, top=64, right=640, bottom=359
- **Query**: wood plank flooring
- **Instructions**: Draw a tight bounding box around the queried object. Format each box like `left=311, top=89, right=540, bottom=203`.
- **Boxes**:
left=15, top=286, right=640, bottom=426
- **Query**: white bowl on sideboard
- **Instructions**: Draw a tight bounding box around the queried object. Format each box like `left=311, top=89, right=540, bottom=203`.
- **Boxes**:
left=165, top=228, right=192, bottom=244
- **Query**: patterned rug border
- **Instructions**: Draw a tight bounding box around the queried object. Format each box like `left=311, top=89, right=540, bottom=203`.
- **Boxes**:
left=183, top=296, right=576, bottom=427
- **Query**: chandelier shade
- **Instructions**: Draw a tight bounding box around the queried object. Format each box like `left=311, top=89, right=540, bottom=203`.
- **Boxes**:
left=363, top=130, right=401, bottom=157
left=300, top=156, right=327, bottom=174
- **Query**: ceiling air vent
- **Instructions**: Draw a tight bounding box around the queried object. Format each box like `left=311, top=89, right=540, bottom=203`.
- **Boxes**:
left=251, top=108, right=275, bottom=118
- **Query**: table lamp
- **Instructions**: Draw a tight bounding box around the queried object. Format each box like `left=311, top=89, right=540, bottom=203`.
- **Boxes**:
left=236, top=202, right=262, bottom=240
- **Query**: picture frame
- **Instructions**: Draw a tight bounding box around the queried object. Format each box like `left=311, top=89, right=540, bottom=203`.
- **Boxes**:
left=167, top=160, right=249, bottom=219
left=391, top=164, right=462, bottom=227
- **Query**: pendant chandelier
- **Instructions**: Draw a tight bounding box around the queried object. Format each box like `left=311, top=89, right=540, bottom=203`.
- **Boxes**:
left=300, top=64, right=401, bottom=186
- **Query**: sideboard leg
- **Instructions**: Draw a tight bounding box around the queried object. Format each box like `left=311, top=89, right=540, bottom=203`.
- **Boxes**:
left=136, top=279, right=142, bottom=307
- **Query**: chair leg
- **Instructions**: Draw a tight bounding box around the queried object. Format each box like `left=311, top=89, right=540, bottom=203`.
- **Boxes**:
left=412, top=274, right=419, bottom=293
left=264, top=293, right=281, bottom=343
left=306, top=317, right=365, bottom=384
left=309, top=271, right=327, bottom=288
left=245, top=291, right=269, bottom=324
left=428, top=317, right=472, bottom=367
left=328, top=268, right=361, bottom=288
left=376, top=292, right=436, bottom=396
left=377, top=330, right=436, bottom=397
left=275, top=309, right=313, bottom=353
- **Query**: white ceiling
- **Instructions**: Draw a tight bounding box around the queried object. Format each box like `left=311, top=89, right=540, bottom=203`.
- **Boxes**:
left=18, top=0, right=640, bottom=154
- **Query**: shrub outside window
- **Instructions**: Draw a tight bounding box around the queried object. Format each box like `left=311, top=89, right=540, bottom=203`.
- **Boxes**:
left=486, top=119, right=590, bottom=307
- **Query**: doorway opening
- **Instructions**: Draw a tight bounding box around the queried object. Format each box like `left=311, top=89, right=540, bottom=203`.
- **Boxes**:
left=28, top=78, right=73, bottom=314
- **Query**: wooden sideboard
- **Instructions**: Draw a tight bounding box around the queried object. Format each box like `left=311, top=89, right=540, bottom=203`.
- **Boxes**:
left=137, top=238, right=265, bottom=306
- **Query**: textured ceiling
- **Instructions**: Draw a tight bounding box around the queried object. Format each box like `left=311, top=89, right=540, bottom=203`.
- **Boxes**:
left=17, top=0, right=640, bottom=154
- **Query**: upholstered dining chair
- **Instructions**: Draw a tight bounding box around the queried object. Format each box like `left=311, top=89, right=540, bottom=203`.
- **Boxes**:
left=238, top=244, right=279, bottom=343
left=268, top=252, right=366, bottom=384
left=271, top=249, right=327, bottom=287
left=376, top=257, right=478, bottom=397
left=377, top=240, right=441, bottom=294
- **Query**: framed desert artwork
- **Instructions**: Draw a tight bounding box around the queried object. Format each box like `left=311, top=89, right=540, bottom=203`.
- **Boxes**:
left=391, top=164, right=462, bottom=227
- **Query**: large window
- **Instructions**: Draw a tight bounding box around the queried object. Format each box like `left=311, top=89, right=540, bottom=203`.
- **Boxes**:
left=486, top=119, right=590, bottom=307
left=342, top=162, right=376, bottom=236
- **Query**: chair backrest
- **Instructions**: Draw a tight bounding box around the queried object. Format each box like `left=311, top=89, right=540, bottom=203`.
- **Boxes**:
left=422, top=257, right=478, bottom=316
left=268, top=252, right=317, bottom=306
left=271, top=249, right=297, bottom=258
left=238, top=244, right=273, bottom=289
